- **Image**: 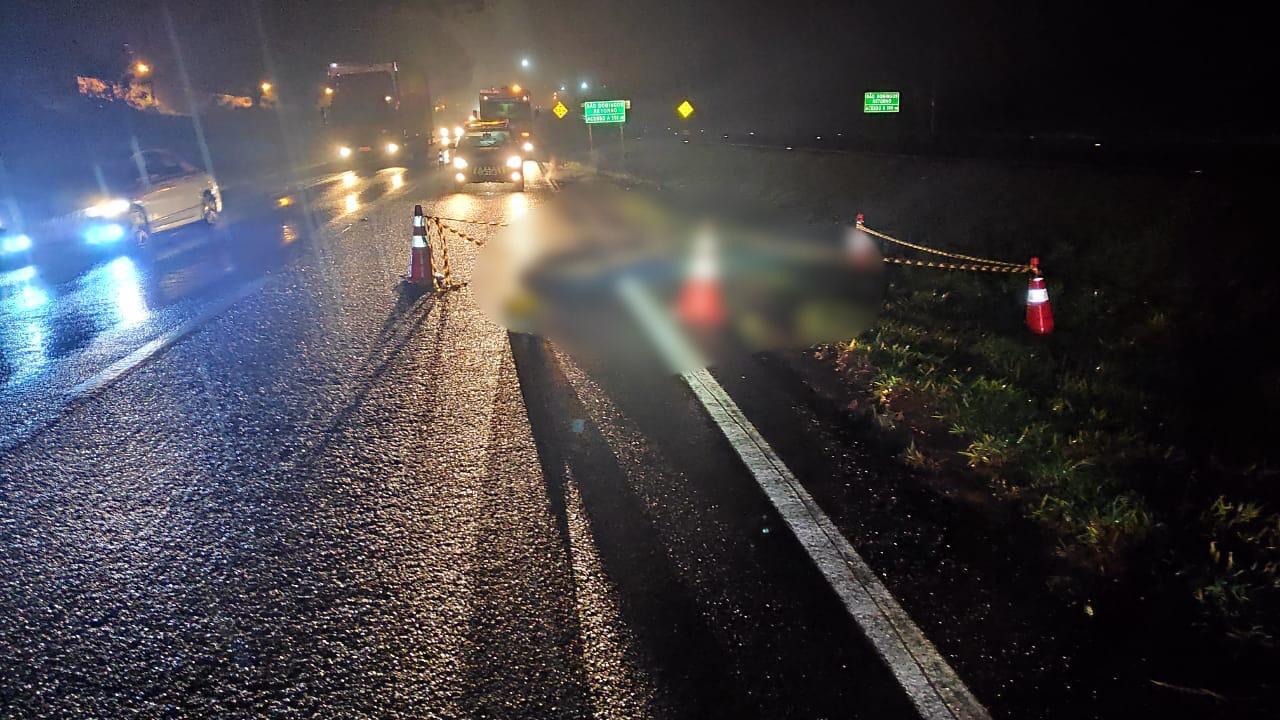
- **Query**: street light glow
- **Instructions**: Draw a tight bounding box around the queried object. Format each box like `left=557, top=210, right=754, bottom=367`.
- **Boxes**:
left=261, top=81, right=273, bottom=94
left=134, top=63, right=150, bottom=76
left=324, top=86, right=334, bottom=95
left=521, top=57, right=531, bottom=68
left=580, top=81, right=589, bottom=91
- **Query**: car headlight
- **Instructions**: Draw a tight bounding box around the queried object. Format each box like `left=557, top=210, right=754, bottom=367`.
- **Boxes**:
left=338, top=146, right=353, bottom=158
left=84, top=223, right=126, bottom=245
left=454, top=172, right=466, bottom=182
left=506, top=155, right=522, bottom=169
left=85, top=198, right=130, bottom=218
left=385, top=142, right=399, bottom=155
left=453, top=157, right=468, bottom=169
left=1, top=233, right=32, bottom=254
left=522, top=141, right=534, bottom=153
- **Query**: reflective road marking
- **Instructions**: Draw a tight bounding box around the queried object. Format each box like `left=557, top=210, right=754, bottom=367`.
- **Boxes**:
left=618, top=277, right=989, bottom=720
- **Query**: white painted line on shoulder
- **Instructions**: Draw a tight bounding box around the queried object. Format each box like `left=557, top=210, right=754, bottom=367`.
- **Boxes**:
left=617, top=277, right=989, bottom=720
left=70, top=276, right=270, bottom=398
left=3, top=276, right=270, bottom=454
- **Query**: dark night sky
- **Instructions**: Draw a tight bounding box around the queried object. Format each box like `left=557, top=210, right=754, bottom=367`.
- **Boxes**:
left=1, top=0, right=1275, bottom=137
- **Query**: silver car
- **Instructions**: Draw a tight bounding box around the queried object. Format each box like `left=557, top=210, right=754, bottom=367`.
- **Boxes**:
left=76, top=149, right=222, bottom=248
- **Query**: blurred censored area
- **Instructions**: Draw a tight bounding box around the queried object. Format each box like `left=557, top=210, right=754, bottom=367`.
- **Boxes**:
left=474, top=182, right=885, bottom=374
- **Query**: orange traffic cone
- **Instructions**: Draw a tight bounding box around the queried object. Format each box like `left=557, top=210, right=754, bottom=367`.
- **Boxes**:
left=1026, top=257, right=1053, bottom=335
left=408, top=204, right=433, bottom=285
left=677, top=232, right=725, bottom=329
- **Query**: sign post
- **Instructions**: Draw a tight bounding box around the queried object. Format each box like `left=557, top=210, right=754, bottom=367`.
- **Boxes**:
left=863, top=91, right=900, bottom=114
left=583, top=100, right=629, bottom=171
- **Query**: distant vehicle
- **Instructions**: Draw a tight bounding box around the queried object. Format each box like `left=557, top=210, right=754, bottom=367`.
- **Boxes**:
left=325, top=62, right=427, bottom=167
left=27, top=149, right=221, bottom=252
left=478, top=87, right=538, bottom=158
left=450, top=124, right=526, bottom=192
left=436, top=125, right=461, bottom=166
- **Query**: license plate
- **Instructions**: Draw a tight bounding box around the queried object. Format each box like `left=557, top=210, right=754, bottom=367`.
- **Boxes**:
left=476, top=166, right=498, bottom=177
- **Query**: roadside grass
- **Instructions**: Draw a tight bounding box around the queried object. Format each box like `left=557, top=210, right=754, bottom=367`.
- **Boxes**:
left=837, top=264, right=1278, bottom=644
left=613, top=139, right=1280, bottom=648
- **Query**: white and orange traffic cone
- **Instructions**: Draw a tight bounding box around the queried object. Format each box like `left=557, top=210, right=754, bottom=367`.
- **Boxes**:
left=1026, top=257, right=1053, bottom=335
left=408, top=204, right=433, bottom=286
left=676, top=231, right=726, bottom=329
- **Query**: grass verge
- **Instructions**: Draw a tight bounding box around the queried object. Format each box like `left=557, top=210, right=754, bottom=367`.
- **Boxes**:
left=609, top=138, right=1280, bottom=656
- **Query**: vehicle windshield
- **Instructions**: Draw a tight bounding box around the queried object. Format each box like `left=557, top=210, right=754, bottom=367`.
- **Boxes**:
left=98, top=157, right=148, bottom=190
left=459, top=132, right=510, bottom=150
left=329, top=73, right=396, bottom=126
left=480, top=97, right=531, bottom=123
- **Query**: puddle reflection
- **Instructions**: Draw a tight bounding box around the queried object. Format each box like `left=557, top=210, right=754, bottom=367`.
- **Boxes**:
left=105, top=257, right=149, bottom=328
left=16, top=284, right=49, bottom=311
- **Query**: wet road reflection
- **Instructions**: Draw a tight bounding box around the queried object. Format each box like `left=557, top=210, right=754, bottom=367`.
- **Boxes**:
left=0, top=164, right=433, bottom=390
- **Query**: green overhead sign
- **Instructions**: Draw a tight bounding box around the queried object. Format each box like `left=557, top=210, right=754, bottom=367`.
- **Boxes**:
left=863, top=91, right=900, bottom=113
left=583, top=99, right=627, bottom=124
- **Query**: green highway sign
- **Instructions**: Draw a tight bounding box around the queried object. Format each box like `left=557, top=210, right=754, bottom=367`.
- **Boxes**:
left=863, top=91, right=900, bottom=113
left=583, top=99, right=627, bottom=124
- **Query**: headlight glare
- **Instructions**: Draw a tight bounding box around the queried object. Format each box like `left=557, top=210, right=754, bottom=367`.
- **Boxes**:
left=385, top=142, right=399, bottom=155
left=85, top=198, right=130, bottom=218
left=453, top=157, right=468, bottom=169
left=522, top=141, right=534, bottom=153
left=1, top=233, right=32, bottom=254
left=338, top=146, right=353, bottom=158
left=85, top=223, right=126, bottom=245
left=506, top=155, right=522, bottom=169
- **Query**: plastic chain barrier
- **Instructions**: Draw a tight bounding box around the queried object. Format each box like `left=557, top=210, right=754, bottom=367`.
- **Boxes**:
left=856, top=217, right=1035, bottom=274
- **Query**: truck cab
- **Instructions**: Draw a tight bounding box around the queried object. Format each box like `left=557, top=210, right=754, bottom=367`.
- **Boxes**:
left=324, top=62, right=424, bottom=167
left=479, top=87, right=539, bottom=159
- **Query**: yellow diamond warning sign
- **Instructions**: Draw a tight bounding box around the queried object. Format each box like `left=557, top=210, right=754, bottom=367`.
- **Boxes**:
left=676, top=99, right=694, bottom=119
left=553, top=101, right=569, bottom=119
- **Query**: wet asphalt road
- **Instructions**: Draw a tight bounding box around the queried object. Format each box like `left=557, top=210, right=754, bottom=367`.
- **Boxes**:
left=0, top=160, right=920, bottom=717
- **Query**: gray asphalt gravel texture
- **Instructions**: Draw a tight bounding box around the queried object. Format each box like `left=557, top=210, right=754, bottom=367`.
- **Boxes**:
left=0, top=162, right=919, bottom=718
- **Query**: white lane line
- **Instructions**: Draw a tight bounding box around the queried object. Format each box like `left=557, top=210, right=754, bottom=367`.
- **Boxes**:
left=70, top=276, right=270, bottom=398
left=2, top=276, right=270, bottom=454
left=617, top=278, right=989, bottom=720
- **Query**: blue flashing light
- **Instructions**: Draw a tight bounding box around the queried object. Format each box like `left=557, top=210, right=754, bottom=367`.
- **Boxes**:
left=85, top=223, right=126, bottom=245
left=1, top=233, right=32, bottom=255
